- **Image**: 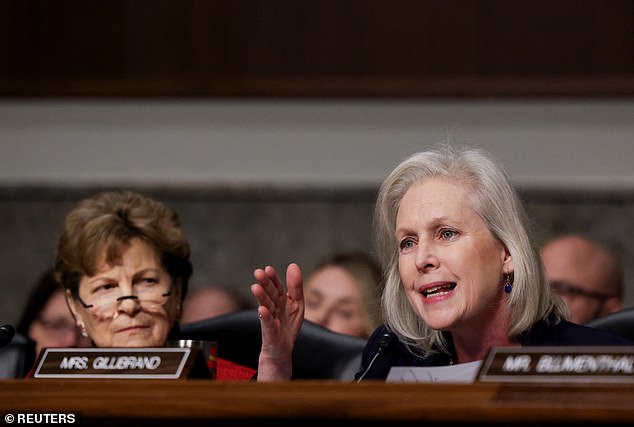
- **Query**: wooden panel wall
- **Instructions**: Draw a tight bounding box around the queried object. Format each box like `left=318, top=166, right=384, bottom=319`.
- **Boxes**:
left=1, top=0, right=633, bottom=96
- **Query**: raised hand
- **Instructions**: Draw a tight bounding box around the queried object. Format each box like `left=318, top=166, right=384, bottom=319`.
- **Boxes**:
left=251, top=263, right=304, bottom=381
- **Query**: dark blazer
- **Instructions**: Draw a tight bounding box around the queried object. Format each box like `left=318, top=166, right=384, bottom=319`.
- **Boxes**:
left=356, top=317, right=633, bottom=380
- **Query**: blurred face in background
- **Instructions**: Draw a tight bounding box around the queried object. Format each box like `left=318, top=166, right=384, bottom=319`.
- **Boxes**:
left=541, top=235, right=622, bottom=324
left=181, top=287, right=242, bottom=324
left=28, top=289, right=91, bottom=356
left=304, top=266, right=370, bottom=338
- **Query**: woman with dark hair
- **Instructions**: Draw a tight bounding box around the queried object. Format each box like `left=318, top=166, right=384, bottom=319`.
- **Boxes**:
left=55, top=190, right=277, bottom=380
left=56, top=191, right=193, bottom=349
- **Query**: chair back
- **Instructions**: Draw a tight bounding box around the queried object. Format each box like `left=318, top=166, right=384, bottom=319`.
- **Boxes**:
left=586, top=307, right=634, bottom=341
left=179, top=310, right=367, bottom=380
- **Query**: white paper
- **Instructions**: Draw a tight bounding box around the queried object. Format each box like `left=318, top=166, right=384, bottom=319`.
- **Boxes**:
left=386, top=360, right=482, bottom=383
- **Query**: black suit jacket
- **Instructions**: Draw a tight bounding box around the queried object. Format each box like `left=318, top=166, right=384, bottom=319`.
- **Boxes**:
left=356, top=317, right=633, bottom=380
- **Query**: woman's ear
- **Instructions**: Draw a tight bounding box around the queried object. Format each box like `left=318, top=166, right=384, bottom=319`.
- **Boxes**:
left=501, top=245, right=514, bottom=275
left=65, top=289, right=84, bottom=327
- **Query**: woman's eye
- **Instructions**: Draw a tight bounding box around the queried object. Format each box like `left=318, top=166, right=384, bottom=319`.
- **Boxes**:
left=336, top=310, right=354, bottom=320
left=133, top=278, right=158, bottom=291
left=440, top=229, right=457, bottom=240
left=94, top=283, right=116, bottom=293
left=399, top=238, right=415, bottom=250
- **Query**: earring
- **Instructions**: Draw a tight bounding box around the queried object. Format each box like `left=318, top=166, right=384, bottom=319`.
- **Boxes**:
left=504, top=275, right=513, bottom=294
left=79, top=324, right=88, bottom=337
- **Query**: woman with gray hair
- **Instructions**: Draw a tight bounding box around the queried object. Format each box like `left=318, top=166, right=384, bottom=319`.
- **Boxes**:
left=251, top=146, right=631, bottom=381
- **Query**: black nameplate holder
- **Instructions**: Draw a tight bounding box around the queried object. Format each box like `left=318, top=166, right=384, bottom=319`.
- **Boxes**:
left=478, top=346, right=634, bottom=383
left=31, top=347, right=210, bottom=379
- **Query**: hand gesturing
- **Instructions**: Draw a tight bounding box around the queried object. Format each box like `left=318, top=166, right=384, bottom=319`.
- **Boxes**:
left=251, top=263, right=304, bottom=381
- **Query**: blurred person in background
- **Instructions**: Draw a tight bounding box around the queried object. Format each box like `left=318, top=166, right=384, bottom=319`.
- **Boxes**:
left=181, top=285, right=252, bottom=324
left=304, top=252, right=382, bottom=338
left=541, top=234, right=623, bottom=324
left=16, top=268, right=91, bottom=358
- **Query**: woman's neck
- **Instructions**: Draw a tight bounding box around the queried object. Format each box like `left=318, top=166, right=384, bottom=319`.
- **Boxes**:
left=452, top=327, right=518, bottom=364
left=450, top=306, right=519, bottom=364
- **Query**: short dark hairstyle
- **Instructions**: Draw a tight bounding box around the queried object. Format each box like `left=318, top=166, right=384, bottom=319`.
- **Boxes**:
left=55, top=191, right=193, bottom=302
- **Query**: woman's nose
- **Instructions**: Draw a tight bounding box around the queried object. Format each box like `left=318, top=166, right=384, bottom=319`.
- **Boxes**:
left=415, top=241, right=438, bottom=271
left=116, top=296, right=141, bottom=315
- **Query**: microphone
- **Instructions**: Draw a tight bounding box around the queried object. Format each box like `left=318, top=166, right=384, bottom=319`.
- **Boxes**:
left=356, top=331, right=395, bottom=382
left=0, top=324, right=15, bottom=347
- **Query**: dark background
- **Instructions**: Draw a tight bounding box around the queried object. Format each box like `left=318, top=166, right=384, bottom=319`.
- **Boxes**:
left=1, top=0, right=632, bottom=97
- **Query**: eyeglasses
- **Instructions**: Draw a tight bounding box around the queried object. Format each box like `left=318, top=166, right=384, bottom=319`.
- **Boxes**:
left=76, top=279, right=173, bottom=317
left=550, top=280, right=613, bottom=301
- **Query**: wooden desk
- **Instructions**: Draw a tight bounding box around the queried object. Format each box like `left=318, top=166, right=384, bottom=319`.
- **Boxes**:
left=1, top=380, right=633, bottom=426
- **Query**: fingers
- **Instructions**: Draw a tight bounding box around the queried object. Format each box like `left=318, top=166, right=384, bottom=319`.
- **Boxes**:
left=251, top=263, right=304, bottom=319
left=254, top=267, right=284, bottom=299
left=250, top=283, right=275, bottom=316
left=252, top=266, right=286, bottom=319
left=256, top=305, right=273, bottom=324
left=265, top=266, right=286, bottom=298
left=285, top=263, right=304, bottom=302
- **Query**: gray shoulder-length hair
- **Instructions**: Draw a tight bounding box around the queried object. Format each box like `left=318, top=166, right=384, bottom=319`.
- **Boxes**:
left=375, top=145, right=567, bottom=356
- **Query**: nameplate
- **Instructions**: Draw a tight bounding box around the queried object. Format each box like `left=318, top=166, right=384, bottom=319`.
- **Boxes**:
left=478, top=346, right=634, bottom=383
left=32, top=348, right=196, bottom=379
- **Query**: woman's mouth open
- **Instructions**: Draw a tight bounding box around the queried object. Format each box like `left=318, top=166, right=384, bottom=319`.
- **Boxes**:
left=420, top=282, right=457, bottom=298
